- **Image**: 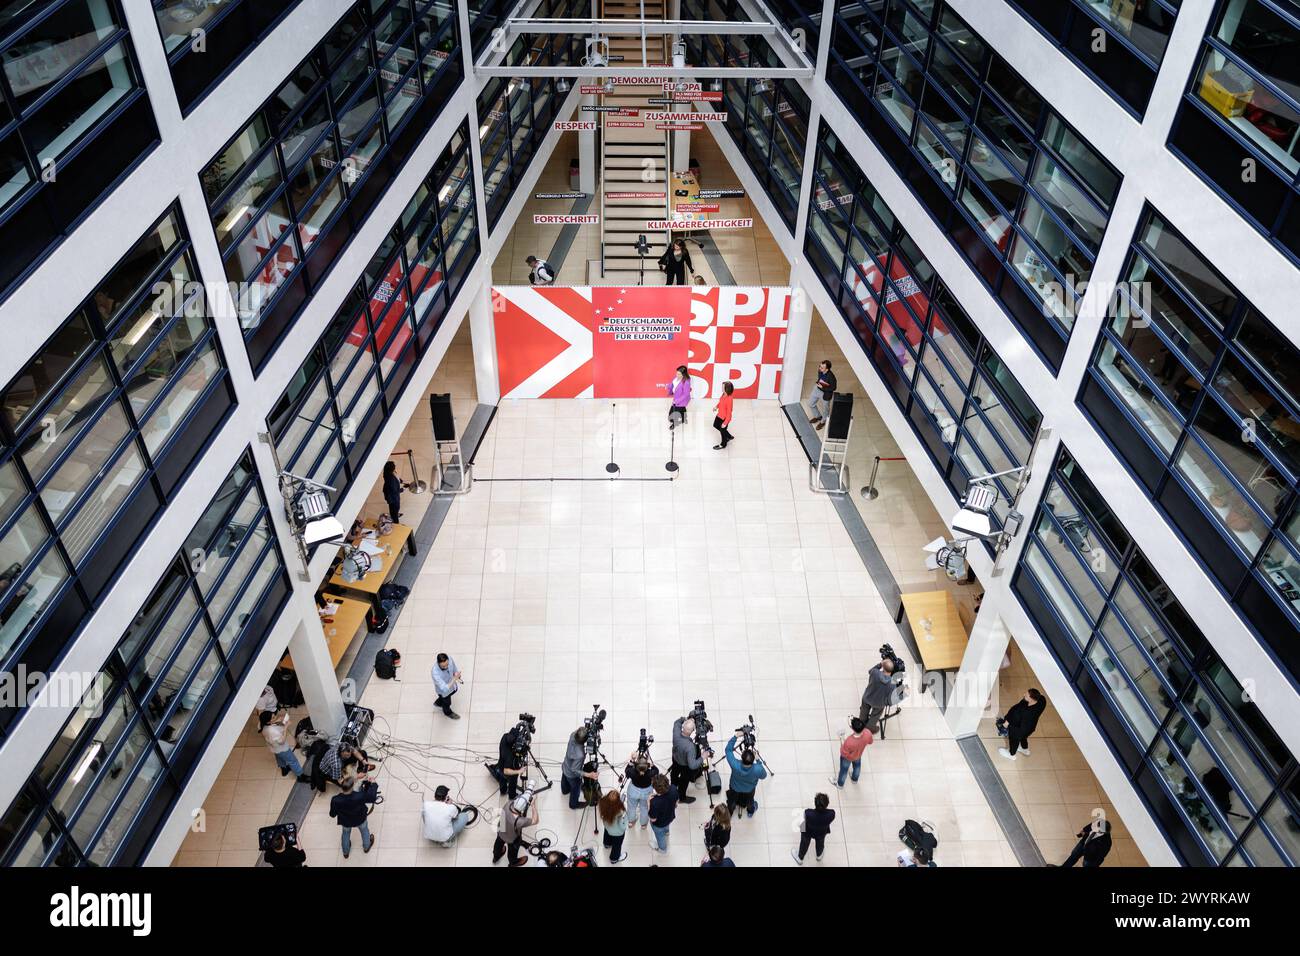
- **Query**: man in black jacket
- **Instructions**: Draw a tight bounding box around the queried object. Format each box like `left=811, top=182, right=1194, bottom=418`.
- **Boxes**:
left=1060, top=818, right=1112, bottom=867
left=998, top=688, right=1047, bottom=761
left=329, top=774, right=378, bottom=858
left=808, top=360, right=837, bottom=430
left=487, top=726, right=528, bottom=798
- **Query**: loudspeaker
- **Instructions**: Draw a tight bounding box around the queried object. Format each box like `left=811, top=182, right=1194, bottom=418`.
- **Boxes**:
left=429, top=393, right=456, bottom=442
left=827, top=392, right=853, bottom=440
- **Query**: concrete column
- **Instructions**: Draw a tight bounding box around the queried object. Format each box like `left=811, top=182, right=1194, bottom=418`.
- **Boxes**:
left=286, top=615, right=348, bottom=733
left=944, top=597, right=1013, bottom=738
left=780, top=282, right=813, bottom=404
left=580, top=94, right=597, bottom=195
left=469, top=270, right=501, bottom=404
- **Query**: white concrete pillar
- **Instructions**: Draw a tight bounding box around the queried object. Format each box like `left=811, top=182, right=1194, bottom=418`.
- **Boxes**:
left=944, top=597, right=1013, bottom=738
left=285, top=615, right=347, bottom=733
left=469, top=269, right=501, bottom=405
left=780, top=282, right=814, bottom=404
left=579, top=96, right=597, bottom=196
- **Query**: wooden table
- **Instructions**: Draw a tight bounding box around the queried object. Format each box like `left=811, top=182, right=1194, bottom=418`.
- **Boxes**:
left=900, top=590, right=970, bottom=671
left=327, top=522, right=413, bottom=609
left=280, top=594, right=370, bottom=672
left=670, top=171, right=710, bottom=229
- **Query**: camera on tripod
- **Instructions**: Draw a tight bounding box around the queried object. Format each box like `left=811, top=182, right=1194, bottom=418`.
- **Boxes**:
left=688, top=699, right=714, bottom=753
left=735, top=715, right=757, bottom=752
left=584, top=704, right=607, bottom=754
left=880, top=643, right=907, bottom=675
left=511, top=713, right=537, bottom=756
left=637, top=727, right=655, bottom=755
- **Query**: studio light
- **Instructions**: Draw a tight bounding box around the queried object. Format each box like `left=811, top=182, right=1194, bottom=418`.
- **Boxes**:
left=951, top=483, right=997, bottom=539
left=556, top=77, right=570, bottom=93
left=280, top=472, right=345, bottom=555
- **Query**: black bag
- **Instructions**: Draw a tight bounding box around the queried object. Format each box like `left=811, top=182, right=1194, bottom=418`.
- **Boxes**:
left=378, top=582, right=409, bottom=605
left=374, top=648, right=400, bottom=679
left=270, top=666, right=303, bottom=707
left=705, top=768, right=723, bottom=794
left=899, top=819, right=938, bottom=854
left=368, top=608, right=389, bottom=634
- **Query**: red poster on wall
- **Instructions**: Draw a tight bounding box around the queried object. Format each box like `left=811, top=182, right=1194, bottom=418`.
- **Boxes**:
left=591, top=286, right=690, bottom=398
left=493, top=286, right=790, bottom=400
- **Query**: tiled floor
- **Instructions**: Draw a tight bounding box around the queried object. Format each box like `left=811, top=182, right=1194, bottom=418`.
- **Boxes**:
left=977, top=641, right=1149, bottom=867
left=175, top=388, right=1019, bottom=867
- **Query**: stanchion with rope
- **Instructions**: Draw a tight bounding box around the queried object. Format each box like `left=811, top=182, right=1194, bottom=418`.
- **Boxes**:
left=861, top=456, right=906, bottom=500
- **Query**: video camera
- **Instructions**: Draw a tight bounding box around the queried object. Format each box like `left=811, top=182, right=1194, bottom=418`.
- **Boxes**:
left=688, top=699, right=714, bottom=751
left=637, top=727, right=655, bottom=756
left=584, top=705, right=607, bottom=755
left=511, top=713, right=537, bottom=756
left=735, top=715, right=757, bottom=752
left=880, top=643, right=907, bottom=676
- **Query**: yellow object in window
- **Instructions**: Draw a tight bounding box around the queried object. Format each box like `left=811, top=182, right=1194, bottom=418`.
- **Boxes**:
left=1199, top=66, right=1254, bottom=119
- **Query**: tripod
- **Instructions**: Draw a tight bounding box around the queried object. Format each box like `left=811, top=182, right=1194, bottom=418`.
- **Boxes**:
left=569, top=747, right=624, bottom=857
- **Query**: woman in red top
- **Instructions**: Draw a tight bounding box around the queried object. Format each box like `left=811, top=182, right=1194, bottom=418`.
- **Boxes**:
left=712, top=381, right=735, bottom=450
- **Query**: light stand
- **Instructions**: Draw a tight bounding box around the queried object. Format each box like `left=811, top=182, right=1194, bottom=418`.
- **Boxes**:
left=605, top=401, right=620, bottom=475
left=665, top=423, right=679, bottom=473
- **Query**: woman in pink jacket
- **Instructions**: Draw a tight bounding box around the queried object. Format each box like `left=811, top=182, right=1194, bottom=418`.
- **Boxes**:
left=668, top=365, right=692, bottom=429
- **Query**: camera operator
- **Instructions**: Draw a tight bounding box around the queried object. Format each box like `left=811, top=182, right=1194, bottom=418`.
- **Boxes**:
left=859, top=657, right=899, bottom=732
left=263, top=832, right=306, bottom=868
left=671, top=715, right=711, bottom=804
left=328, top=770, right=378, bottom=858
left=724, top=732, right=768, bottom=818
left=487, top=719, right=530, bottom=798
left=493, top=789, right=539, bottom=867
left=624, top=745, right=657, bottom=829
left=561, top=725, right=599, bottom=809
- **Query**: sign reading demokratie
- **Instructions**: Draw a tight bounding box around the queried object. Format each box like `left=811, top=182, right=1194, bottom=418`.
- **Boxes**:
left=534, top=214, right=600, bottom=224
left=698, top=188, right=746, bottom=199
left=645, top=218, right=752, bottom=230
left=553, top=121, right=597, bottom=131
left=644, top=111, right=727, bottom=123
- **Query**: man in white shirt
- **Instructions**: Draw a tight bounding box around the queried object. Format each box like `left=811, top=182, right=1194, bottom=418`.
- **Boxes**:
left=432, top=652, right=462, bottom=719
left=422, top=786, right=473, bottom=847
left=526, top=255, right=555, bottom=285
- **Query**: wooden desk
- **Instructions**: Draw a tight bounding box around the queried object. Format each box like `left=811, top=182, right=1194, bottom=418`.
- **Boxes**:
left=327, top=522, right=413, bottom=608
left=900, top=590, right=970, bottom=671
left=280, top=594, right=370, bottom=672
left=670, top=172, right=710, bottom=228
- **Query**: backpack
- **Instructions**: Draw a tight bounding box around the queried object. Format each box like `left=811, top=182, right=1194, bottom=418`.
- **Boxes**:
left=899, top=819, right=938, bottom=855
left=368, top=608, right=389, bottom=633
left=374, top=648, right=401, bottom=680
left=295, top=716, right=329, bottom=752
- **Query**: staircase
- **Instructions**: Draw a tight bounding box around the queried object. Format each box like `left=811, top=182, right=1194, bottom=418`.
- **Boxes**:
left=599, top=0, right=671, bottom=284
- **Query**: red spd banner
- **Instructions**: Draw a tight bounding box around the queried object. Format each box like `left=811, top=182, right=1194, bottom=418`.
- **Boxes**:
left=493, top=286, right=789, bottom=399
